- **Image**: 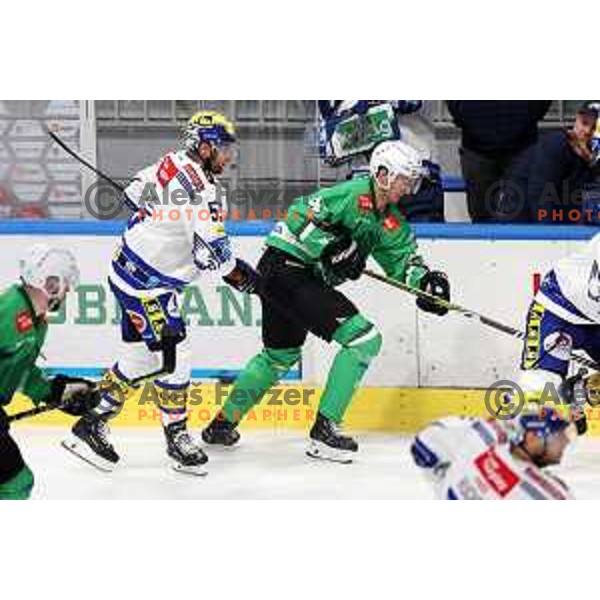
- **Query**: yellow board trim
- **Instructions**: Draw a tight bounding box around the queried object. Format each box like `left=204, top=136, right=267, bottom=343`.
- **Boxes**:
left=9, top=386, right=600, bottom=435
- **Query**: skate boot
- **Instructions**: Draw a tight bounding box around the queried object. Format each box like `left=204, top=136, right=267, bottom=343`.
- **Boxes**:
left=306, top=412, right=358, bottom=464
left=202, top=417, right=241, bottom=447
left=62, top=414, right=120, bottom=472
left=164, top=419, right=208, bottom=476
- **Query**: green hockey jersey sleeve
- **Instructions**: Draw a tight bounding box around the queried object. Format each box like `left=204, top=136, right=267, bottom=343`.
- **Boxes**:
left=20, top=366, right=52, bottom=405
left=283, top=179, right=370, bottom=259
left=0, top=285, right=51, bottom=407
left=370, top=207, right=427, bottom=286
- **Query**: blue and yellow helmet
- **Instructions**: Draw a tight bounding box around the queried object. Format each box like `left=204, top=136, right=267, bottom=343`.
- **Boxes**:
left=512, top=405, right=572, bottom=445
left=181, top=110, right=236, bottom=153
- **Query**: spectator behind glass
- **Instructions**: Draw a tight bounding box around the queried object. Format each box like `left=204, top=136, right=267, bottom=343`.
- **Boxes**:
left=318, top=101, right=444, bottom=222
left=446, top=100, right=551, bottom=222
left=504, top=103, right=599, bottom=223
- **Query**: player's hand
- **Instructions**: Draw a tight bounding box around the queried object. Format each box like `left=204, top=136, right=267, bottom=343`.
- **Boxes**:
left=49, top=375, right=100, bottom=416
left=321, top=236, right=365, bottom=283
left=223, top=258, right=260, bottom=294
left=416, top=270, right=450, bottom=316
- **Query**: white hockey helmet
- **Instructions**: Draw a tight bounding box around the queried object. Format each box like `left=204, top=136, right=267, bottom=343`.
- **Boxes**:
left=20, top=244, right=79, bottom=310
left=369, top=140, right=427, bottom=193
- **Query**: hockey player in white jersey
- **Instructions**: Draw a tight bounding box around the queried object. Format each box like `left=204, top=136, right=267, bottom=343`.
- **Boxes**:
left=517, top=232, right=600, bottom=430
left=411, top=407, right=577, bottom=500
left=62, top=111, right=259, bottom=475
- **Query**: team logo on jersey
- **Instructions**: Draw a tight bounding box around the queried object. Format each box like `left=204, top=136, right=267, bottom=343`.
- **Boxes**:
left=383, top=214, right=400, bottom=231
left=156, top=155, right=179, bottom=188
left=474, top=448, right=520, bottom=497
left=15, top=310, right=33, bottom=333
left=543, top=331, right=573, bottom=361
left=127, top=310, right=147, bottom=334
left=357, top=195, right=374, bottom=213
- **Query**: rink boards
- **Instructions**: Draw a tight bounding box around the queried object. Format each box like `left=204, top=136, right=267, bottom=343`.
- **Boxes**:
left=2, top=221, right=600, bottom=433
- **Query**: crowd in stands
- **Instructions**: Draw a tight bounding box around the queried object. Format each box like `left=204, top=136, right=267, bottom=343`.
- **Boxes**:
left=447, top=100, right=600, bottom=225
left=319, top=100, right=600, bottom=225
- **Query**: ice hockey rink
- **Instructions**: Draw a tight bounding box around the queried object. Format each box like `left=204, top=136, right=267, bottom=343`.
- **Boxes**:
left=12, top=426, right=600, bottom=500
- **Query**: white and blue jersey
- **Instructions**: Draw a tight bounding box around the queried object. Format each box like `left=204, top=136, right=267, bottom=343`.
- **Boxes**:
left=411, top=417, right=573, bottom=500
left=517, top=234, right=600, bottom=380
left=108, top=150, right=236, bottom=348
left=109, top=150, right=236, bottom=299
left=537, top=234, right=600, bottom=325
left=317, top=100, right=422, bottom=166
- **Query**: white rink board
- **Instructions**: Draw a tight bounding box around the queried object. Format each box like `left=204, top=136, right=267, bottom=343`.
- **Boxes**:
left=0, top=231, right=591, bottom=387
left=0, top=235, right=269, bottom=379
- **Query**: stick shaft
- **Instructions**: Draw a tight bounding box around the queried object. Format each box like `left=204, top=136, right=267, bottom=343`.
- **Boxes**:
left=7, top=404, right=56, bottom=424
left=47, top=130, right=125, bottom=192
left=363, top=269, right=600, bottom=371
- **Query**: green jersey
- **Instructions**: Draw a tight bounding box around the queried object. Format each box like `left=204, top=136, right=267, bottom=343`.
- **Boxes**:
left=267, top=176, right=426, bottom=284
left=0, top=284, right=52, bottom=407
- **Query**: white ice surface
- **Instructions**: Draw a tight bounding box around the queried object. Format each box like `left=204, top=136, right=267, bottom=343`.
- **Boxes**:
left=10, top=427, right=600, bottom=500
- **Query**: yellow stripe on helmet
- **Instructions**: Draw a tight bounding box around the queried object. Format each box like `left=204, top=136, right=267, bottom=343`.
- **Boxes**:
left=188, top=110, right=235, bottom=138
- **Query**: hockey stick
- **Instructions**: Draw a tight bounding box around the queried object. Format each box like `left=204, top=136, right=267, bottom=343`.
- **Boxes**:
left=45, top=130, right=179, bottom=389
left=7, top=333, right=178, bottom=424
left=7, top=403, right=57, bottom=424
left=363, top=268, right=600, bottom=371
left=47, top=130, right=126, bottom=192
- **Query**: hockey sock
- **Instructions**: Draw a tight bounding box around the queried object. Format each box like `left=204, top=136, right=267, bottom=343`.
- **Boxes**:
left=318, top=315, right=382, bottom=423
left=156, top=381, right=189, bottom=427
left=93, top=365, right=131, bottom=419
left=222, top=347, right=301, bottom=424
left=0, top=465, right=34, bottom=500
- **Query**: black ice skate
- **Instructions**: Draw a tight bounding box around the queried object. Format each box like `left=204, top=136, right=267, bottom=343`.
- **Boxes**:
left=164, top=419, right=208, bottom=476
left=62, top=414, right=120, bottom=473
left=201, top=417, right=241, bottom=447
left=306, top=412, right=358, bottom=464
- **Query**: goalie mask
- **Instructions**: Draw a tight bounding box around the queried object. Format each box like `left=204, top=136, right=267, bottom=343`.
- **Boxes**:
left=20, top=244, right=80, bottom=312
left=180, top=110, right=237, bottom=175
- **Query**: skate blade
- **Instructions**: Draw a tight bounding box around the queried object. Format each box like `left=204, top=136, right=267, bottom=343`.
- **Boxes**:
left=61, top=437, right=117, bottom=473
left=201, top=440, right=241, bottom=451
left=170, top=461, right=208, bottom=477
left=305, top=440, right=356, bottom=465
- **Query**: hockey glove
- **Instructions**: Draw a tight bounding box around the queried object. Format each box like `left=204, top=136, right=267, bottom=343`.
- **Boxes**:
left=0, top=407, right=8, bottom=434
left=320, top=236, right=366, bottom=285
left=48, top=375, right=100, bottom=417
left=416, top=270, right=451, bottom=316
left=223, top=258, right=260, bottom=295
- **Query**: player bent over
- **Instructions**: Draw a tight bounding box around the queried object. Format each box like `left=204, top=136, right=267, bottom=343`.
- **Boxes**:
left=202, top=141, right=451, bottom=463
left=64, top=111, right=259, bottom=475
left=411, top=407, right=576, bottom=500
left=516, top=233, right=600, bottom=434
left=0, top=245, right=99, bottom=499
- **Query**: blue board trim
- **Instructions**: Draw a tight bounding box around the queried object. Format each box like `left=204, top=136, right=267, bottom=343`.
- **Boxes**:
left=0, top=219, right=599, bottom=241
left=43, top=366, right=301, bottom=381
left=441, top=175, right=466, bottom=192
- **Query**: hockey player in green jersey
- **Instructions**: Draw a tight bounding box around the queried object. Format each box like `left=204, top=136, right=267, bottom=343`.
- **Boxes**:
left=202, top=141, right=451, bottom=462
left=0, top=244, right=98, bottom=499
